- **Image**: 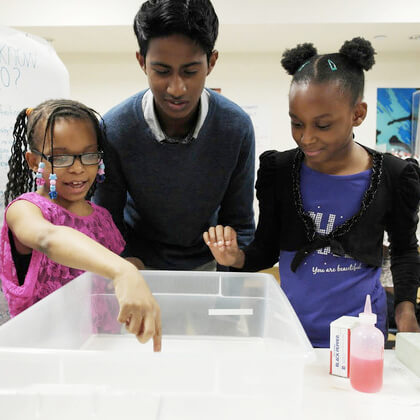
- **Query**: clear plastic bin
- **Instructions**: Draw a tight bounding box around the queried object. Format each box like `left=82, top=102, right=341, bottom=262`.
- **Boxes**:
left=0, top=271, right=313, bottom=420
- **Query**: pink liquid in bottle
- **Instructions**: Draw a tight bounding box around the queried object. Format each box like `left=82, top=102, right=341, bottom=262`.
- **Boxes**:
left=349, top=295, right=384, bottom=393
left=350, top=356, right=383, bottom=393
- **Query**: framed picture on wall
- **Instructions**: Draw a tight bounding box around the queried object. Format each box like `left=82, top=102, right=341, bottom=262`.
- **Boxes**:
left=376, top=87, right=420, bottom=157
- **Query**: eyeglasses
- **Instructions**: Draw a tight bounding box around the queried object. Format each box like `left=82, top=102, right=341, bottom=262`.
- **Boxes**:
left=32, top=150, right=103, bottom=168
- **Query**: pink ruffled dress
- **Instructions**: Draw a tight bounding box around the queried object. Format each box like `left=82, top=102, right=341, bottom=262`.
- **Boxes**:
left=0, top=192, right=125, bottom=317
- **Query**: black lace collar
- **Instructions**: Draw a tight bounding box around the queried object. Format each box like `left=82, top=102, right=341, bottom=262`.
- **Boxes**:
left=291, top=145, right=383, bottom=246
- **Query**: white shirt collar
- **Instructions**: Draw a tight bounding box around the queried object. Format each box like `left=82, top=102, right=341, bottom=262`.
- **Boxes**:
left=142, top=88, right=209, bottom=142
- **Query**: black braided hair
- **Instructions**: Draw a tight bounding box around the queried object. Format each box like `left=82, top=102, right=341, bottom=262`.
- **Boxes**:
left=281, top=37, right=376, bottom=105
left=4, top=99, right=106, bottom=206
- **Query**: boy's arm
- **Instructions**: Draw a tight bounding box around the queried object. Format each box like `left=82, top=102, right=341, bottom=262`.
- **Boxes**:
left=217, top=118, right=256, bottom=248
left=6, top=200, right=161, bottom=350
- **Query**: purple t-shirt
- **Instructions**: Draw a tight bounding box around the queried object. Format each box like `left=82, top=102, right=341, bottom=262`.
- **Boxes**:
left=280, top=163, right=387, bottom=347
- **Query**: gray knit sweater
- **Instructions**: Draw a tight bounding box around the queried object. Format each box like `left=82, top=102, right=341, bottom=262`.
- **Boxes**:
left=94, top=89, right=255, bottom=269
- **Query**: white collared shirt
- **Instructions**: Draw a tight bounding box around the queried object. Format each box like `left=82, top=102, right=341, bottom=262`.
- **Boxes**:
left=142, top=88, right=210, bottom=142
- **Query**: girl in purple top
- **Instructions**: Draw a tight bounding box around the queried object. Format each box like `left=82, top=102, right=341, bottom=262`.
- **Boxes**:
left=0, top=99, right=161, bottom=351
left=203, top=38, right=420, bottom=347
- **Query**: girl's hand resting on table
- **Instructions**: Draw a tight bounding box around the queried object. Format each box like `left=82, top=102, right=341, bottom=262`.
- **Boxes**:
left=203, top=225, right=245, bottom=269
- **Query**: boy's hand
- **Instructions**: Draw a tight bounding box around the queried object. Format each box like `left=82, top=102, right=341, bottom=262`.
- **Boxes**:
left=203, top=225, right=244, bottom=268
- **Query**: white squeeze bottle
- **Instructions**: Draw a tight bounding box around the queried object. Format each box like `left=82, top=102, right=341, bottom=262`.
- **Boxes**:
left=349, top=294, right=384, bottom=393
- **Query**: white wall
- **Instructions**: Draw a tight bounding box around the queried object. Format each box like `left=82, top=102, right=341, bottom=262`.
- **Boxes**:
left=60, top=50, right=420, bottom=156
left=4, top=0, right=420, bottom=25
left=62, top=52, right=145, bottom=114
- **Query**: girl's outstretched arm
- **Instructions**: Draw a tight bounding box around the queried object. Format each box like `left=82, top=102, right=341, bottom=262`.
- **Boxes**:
left=6, top=200, right=161, bottom=352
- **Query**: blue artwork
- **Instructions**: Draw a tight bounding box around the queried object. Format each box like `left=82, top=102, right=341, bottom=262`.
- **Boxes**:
left=376, top=88, right=419, bottom=156
left=412, top=91, right=420, bottom=154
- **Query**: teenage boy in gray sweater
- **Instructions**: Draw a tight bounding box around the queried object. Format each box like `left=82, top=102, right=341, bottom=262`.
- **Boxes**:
left=94, top=0, right=255, bottom=270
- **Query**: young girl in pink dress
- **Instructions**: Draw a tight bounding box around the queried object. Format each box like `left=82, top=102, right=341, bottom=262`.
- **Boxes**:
left=0, top=99, right=161, bottom=351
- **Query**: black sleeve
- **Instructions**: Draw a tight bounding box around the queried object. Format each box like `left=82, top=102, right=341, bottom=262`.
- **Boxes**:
left=387, top=162, right=420, bottom=306
left=240, top=150, right=281, bottom=272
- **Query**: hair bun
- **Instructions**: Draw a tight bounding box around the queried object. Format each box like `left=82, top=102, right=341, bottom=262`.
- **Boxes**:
left=339, top=37, right=376, bottom=71
left=281, top=43, right=318, bottom=75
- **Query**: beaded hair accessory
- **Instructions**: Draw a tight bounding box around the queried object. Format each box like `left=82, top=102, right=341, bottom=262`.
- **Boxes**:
left=27, top=105, right=56, bottom=198
left=96, top=159, right=105, bottom=183
left=35, top=162, right=45, bottom=190
left=49, top=173, right=57, bottom=199
left=28, top=107, right=49, bottom=194
left=32, top=103, right=58, bottom=200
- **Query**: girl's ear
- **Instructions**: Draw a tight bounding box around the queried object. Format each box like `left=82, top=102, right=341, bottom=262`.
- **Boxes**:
left=353, top=102, right=367, bottom=127
left=25, top=151, right=39, bottom=172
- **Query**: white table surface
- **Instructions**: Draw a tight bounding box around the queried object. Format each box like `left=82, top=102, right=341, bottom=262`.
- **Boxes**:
left=302, top=349, right=420, bottom=420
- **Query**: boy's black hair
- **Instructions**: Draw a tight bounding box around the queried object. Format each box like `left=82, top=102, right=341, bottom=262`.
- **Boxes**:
left=281, top=37, right=376, bottom=105
left=133, top=0, right=219, bottom=61
left=4, top=99, right=106, bottom=206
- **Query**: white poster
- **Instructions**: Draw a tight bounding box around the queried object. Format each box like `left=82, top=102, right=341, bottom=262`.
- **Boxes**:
left=0, top=26, right=69, bottom=324
left=0, top=25, right=70, bottom=217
